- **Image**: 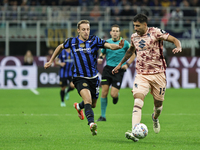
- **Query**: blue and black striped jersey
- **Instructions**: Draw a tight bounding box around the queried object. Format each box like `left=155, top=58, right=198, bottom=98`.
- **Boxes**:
left=63, top=35, right=107, bottom=78
left=58, top=49, right=73, bottom=78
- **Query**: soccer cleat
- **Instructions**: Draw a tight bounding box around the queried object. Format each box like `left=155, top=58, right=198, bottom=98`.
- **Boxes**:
left=152, top=113, right=160, bottom=134
left=65, top=92, right=69, bottom=100
left=60, top=102, right=66, bottom=107
left=125, top=130, right=139, bottom=142
left=90, top=123, right=97, bottom=136
left=96, top=116, right=106, bottom=122
left=73, top=103, right=84, bottom=120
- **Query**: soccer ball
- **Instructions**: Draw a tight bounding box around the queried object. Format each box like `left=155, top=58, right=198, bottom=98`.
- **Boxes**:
left=132, top=123, right=148, bottom=139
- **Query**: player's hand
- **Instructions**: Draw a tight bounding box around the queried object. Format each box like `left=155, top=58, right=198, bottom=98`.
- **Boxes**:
left=172, top=48, right=182, bottom=54
left=119, top=39, right=124, bottom=49
left=112, top=63, right=121, bottom=74
left=60, top=62, right=66, bottom=67
left=44, top=62, right=52, bottom=69
left=121, top=64, right=128, bottom=70
left=97, top=58, right=103, bottom=64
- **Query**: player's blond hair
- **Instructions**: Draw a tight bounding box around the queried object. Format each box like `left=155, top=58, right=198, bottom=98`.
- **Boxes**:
left=77, top=20, right=90, bottom=29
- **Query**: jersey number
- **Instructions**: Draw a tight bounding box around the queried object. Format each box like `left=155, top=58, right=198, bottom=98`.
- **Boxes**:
left=159, top=88, right=165, bottom=95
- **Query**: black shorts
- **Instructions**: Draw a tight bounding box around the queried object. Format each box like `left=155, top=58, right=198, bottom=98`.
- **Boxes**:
left=60, top=77, right=73, bottom=87
left=73, top=77, right=100, bottom=100
left=101, top=65, right=125, bottom=90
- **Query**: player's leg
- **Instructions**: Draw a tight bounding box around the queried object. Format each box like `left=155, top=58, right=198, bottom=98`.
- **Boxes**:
left=73, top=77, right=87, bottom=120
left=79, top=88, right=97, bottom=135
left=73, top=77, right=99, bottom=135
left=80, top=88, right=94, bottom=123
left=60, top=78, right=67, bottom=107
left=151, top=99, right=163, bottom=134
left=111, top=68, right=124, bottom=104
left=65, top=78, right=75, bottom=100
left=97, top=84, right=109, bottom=122
left=125, top=74, right=149, bottom=141
left=131, top=74, right=150, bottom=128
left=153, top=99, right=163, bottom=120
left=110, top=86, right=119, bottom=104
left=97, top=66, right=111, bottom=122
left=85, top=77, right=100, bottom=135
left=151, top=72, right=166, bottom=134
left=132, top=93, right=145, bottom=127
left=60, top=86, right=66, bottom=107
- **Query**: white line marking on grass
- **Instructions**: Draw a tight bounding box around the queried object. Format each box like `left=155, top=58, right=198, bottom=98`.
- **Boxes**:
left=30, top=88, right=39, bottom=95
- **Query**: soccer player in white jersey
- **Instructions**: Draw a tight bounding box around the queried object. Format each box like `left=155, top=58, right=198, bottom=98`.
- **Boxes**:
left=112, top=14, right=182, bottom=142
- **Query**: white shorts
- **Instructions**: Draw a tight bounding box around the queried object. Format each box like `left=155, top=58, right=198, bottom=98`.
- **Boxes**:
left=132, top=72, right=166, bottom=101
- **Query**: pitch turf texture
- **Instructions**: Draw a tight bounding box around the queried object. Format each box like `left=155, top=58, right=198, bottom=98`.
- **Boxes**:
left=0, top=88, right=199, bottom=150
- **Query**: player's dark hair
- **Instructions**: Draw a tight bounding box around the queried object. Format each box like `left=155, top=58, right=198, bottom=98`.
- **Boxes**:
left=77, top=20, right=90, bottom=29
left=133, top=14, right=148, bottom=23
left=111, top=24, right=120, bottom=31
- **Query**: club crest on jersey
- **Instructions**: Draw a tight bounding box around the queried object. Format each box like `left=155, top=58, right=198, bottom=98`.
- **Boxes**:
left=60, top=81, right=62, bottom=85
left=80, top=43, right=85, bottom=48
left=134, top=83, right=138, bottom=88
left=83, top=83, right=88, bottom=87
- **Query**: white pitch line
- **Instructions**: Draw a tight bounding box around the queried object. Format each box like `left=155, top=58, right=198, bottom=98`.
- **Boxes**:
left=30, top=88, right=39, bottom=95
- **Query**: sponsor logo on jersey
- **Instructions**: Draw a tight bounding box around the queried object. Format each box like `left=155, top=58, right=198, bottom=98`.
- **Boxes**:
left=75, top=48, right=91, bottom=53
left=80, top=43, right=85, bottom=48
left=83, top=83, right=88, bottom=87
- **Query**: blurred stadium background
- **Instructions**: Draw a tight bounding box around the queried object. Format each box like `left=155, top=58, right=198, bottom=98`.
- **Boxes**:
left=0, top=1, right=200, bottom=149
left=0, top=0, right=200, bottom=89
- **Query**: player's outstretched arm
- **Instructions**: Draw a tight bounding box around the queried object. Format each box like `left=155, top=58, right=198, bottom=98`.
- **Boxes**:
left=121, top=53, right=136, bottom=70
left=44, top=44, right=64, bottom=69
left=166, top=35, right=182, bottom=54
left=112, top=45, right=136, bottom=74
left=104, top=39, right=124, bottom=50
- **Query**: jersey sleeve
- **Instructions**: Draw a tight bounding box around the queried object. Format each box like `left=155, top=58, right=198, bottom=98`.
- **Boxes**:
left=63, top=38, right=71, bottom=49
left=96, top=36, right=107, bottom=48
left=154, top=28, right=169, bottom=40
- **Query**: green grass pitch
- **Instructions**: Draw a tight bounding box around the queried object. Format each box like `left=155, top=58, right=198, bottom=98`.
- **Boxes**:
left=0, top=88, right=199, bottom=150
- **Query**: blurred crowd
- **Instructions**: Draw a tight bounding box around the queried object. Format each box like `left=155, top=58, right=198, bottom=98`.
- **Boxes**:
left=0, top=0, right=199, bottom=7
left=0, top=0, right=199, bottom=28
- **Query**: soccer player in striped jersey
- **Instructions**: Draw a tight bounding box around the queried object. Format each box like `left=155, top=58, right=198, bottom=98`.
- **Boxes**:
left=55, top=48, right=75, bottom=107
left=44, top=20, right=124, bottom=136
left=112, top=14, right=182, bottom=142
left=97, top=24, right=136, bottom=122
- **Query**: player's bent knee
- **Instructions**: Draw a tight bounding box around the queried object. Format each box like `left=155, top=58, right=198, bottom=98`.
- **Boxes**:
left=134, top=93, right=145, bottom=101
left=134, top=98, right=144, bottom=108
